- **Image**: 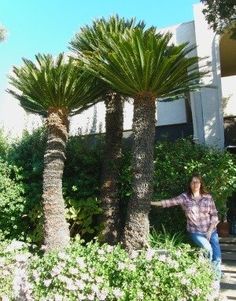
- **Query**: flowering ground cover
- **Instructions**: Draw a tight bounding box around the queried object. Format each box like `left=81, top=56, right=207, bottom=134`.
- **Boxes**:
left=0, top=237, right=215, bottom=301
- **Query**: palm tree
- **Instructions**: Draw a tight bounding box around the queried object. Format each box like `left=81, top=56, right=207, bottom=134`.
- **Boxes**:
left=83, top=27, right=205, bottom=251
left=8, top=54, right=104, bottom=251
left=70, top=16, right=145, bottom=244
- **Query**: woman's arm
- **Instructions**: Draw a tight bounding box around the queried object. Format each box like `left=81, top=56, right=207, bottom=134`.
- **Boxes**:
left=151, top=194, right=185, bottom=208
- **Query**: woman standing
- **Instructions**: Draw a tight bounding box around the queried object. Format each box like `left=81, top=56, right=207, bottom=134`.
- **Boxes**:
left=151, top=174, right=222, bottom=282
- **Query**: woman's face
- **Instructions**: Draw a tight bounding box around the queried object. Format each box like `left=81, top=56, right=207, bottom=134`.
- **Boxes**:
left=190, top=177, right=201, bottom=193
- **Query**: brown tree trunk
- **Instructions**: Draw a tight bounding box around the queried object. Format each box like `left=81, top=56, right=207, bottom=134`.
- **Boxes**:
left=42, top=108, right=70, bottom=252
left=123, top=94, right=156, bottom=251
left=100, top=93, right=123, bottom=244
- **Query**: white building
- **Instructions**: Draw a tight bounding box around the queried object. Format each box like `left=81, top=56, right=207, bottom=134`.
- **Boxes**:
left=70, top=3, right=236, bottom=149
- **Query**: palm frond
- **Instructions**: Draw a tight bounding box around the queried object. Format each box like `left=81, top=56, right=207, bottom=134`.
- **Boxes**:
left=8, top=53, right=106, bottom=116
left=81, top=27, right=207, bottom=99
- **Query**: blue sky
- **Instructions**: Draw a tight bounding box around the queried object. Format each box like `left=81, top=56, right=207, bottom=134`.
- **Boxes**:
left=0, top=0, right=199, bottom=135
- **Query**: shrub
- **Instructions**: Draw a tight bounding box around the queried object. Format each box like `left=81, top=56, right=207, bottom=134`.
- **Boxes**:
left=0, top=240, right=33, bottom=300
left=26, top=238, right=213, bottom=301
left=5, top=128, right=103, bottom=244
left=0, top=128, right=10, bottom=158
left=0, top=160, right=29, bottom=241
left=152, top=139, right=236, bottom=231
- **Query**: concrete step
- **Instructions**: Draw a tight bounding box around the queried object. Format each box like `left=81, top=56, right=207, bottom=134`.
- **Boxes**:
left=222, top=261, right=236, bottom=274
left=219, top=236, right=236, bottom=244
left=222, top=252, right=236, bottom=261
left=221, top=244, right=236, bottom=252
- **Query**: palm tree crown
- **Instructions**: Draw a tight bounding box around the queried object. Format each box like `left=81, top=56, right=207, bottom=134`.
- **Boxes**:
left=70, top=15, right=145, bottom=55
left=83, top=27, right=205, bottom=99
left=8, top=53, right=104, bottom=116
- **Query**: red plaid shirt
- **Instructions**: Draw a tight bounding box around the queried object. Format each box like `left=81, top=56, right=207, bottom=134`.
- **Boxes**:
left=160, top=193, right=219, bottom=233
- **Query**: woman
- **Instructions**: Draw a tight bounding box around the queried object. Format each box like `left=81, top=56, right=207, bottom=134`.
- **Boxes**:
left=151, top=174, right=222, bottom=281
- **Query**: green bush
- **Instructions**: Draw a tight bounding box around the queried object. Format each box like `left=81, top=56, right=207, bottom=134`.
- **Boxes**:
left=0, top=238, right=214, bottom=300
left=0, top=160, right=29, bottom=241
left=4, top=128, right=103, bottom=244
left=0, top=128, right=10, bottom=158
left=2, top=129, right=236, bottom=242
left=0, top=240, right=33, bottom=300
left=151, top=139, right=236, bottom=232
left=27, top=238, right=213, bottom=301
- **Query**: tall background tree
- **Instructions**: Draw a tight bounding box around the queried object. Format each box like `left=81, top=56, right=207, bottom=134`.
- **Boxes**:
left=84, top=26, right=205, bottom=251
left=0, top=25, right=6, bottom=41
left=70, top=16, right=145, bottom=244
left=201, top=0, right=236, bottom=37
left=8, top=54, right=104, bottom=251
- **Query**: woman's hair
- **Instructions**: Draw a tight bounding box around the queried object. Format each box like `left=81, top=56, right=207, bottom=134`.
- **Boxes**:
left=187, top=174, right=208, bottom=196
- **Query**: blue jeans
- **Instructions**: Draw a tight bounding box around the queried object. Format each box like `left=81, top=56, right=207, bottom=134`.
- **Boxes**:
left=189, top=230, right=222, bottom=280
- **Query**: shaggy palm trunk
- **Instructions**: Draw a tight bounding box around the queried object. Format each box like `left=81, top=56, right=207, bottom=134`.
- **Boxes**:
left=100, top=93, right=123, bottom=244
left=42, top=108, right=70, bottom=251
left=123, top=94, right=156, bottom=251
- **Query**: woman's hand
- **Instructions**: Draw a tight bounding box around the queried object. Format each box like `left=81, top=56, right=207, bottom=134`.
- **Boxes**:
left=151, top=201, right=163, bottom=207
left=206, top=230, right=212, bottom=241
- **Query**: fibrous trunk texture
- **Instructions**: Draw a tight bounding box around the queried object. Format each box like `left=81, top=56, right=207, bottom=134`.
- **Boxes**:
left=42, top=107, right=70, bottom=252
left=123, top=94, right=156, bottom=252
left=100, top=93, right=123, bottom=244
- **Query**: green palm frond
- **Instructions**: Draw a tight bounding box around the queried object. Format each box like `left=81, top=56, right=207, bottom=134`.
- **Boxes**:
left=70, top=15, right=147, bottom=96
left=82, top=27, right=207, bottom=99
left=70, top=15, right=146, bottom=54
left=8, top=53, right=105, bottom=116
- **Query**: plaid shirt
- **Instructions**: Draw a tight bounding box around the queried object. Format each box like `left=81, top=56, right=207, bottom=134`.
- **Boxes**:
left=160, top=193, right=219, bottom=233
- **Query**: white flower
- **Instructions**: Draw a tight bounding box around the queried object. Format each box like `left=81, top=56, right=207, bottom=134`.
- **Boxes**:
left=146, top=248, right=156, bottom=261
left=97, top=290, right=108, bottom=300
left=43, top=279, right=52, bottom=287
left=113, top=288, right=124, bottom=298
left=81, top=273, right=90, bottom=281
left=158, top=254, right=167, bottom=262
left=66, top=281, right=77, bottom=291
left=97, top=249, right=105, bottom=255
left=75, top=279, right=86, bottom=290
left=15, top=253, right=30, bottom=262
left=58, top=252, right=69, bottom=260
left=69, top=267, right=79, bottom=275
left=58, top=274, right=69, bottom=283
left=128, top=264, right=136, bottom=271
left=192, top=288, right=202, bottom=296
left=130, top=250, right=139, bottom=259
left=76, top=257, right=86, bottom=269
left=1, top=295, right=10, bottom=301
left=117, top=262, right=126, bottom=270
left=32, top=270, right=40, bottom=281
left=185, top=267, right=196, bottom=275
left=175, top=250, right=182, bottom=258
left=96, top=276, right=103, bottom=283
left=106, top=245, right=114, bottom=252
left=6, top=241, right=26, bottom=252
left=2, top=270, right=10, bottom=276
left=0, top=257, right=6, bottom=267
left=181, top=278, right=190, bottom=286
left=91, top=284, right=99, bottom=294
left=86, top=293, right=95, bottom=300
left=137, top=291, right=144, bottom=299
left=167, top=259, right=179, bottom=269
left=54, top=294, right=63, bottom=301
left=77, top=294, right=86, bottom=300
left=51, top=266, right=63, bottom=277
